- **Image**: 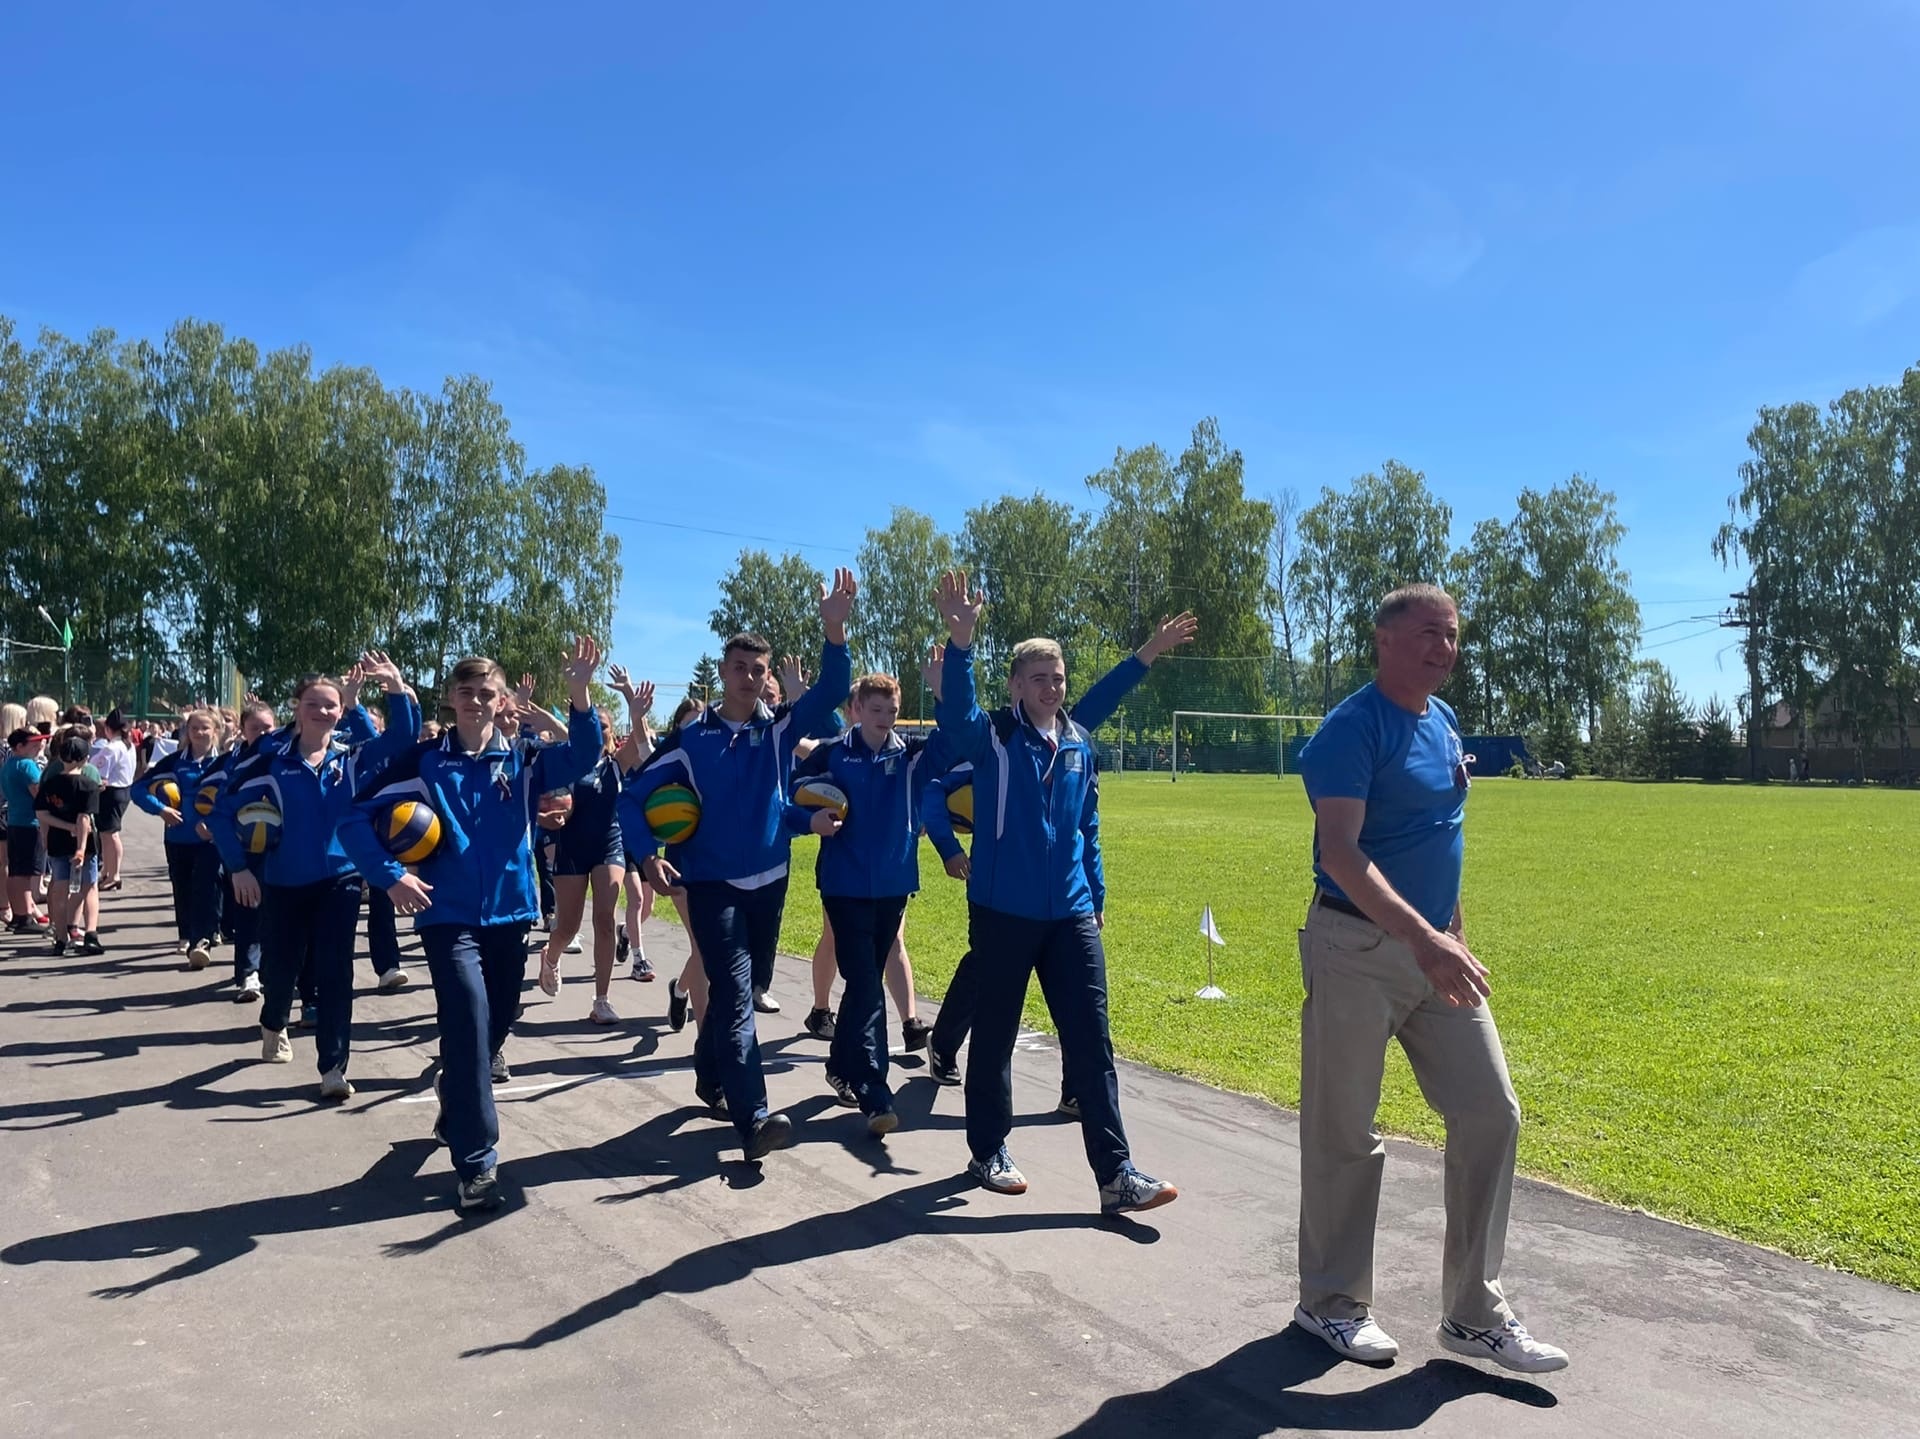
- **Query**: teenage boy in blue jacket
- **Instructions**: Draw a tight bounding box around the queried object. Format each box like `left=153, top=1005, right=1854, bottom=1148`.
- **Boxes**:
left=619, top=568, right=857, bottom=1162
left=786, top=671, right=943, bottom=1135
left=338, top=638, right=604, bottom=1214
left=932, top=570, right=1178, bottom=1215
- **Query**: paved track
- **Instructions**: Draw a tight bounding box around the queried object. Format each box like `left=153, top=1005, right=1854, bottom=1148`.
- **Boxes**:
left=2, top=817, right=1914, bottom=1437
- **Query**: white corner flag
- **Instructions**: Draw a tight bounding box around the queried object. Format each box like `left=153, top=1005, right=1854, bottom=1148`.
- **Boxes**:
left=1196, top=906, right=1227, bottom=1000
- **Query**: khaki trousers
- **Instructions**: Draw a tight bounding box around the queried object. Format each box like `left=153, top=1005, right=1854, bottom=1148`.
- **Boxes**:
left=1297, top=901, right=1520, bottom=1328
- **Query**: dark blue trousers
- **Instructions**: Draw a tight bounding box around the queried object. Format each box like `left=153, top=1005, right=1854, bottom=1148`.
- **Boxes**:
left=963, top=903, right=1129, bottom=1184
left=421, top=923, right=529, bottom=1180
left=164, top=842, right=222, bottom=946
left=259, top=876, right=362, bottom=1076
left=932, top=945, right=1075, bottom=1102
left=365, top=883, right=402, bottom=977
left=232, top=873, right=264, bottom=983
left=824, top=893, right=910, bottom=1114
left=685, top=877, right=788, bottom=1140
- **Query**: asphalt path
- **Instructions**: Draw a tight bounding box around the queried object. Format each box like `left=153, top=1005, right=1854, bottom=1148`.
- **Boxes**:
left=2, top=817, right=1914, bottom=1437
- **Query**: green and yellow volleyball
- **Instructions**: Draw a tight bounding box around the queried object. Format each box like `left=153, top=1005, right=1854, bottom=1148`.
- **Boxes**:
left=644, top=783, right=701, bottom=845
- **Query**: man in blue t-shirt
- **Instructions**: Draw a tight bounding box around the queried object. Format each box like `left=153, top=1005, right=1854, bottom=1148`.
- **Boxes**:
left=1291, top=583, right=1568, bottom=1377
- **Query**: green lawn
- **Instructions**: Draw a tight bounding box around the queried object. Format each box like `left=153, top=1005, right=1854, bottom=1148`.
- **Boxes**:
left=768, top=774, right=1920, bottom=1291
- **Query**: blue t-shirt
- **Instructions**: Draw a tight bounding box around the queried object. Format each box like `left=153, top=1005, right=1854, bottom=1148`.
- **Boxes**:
left=1297, top=683, right=1468, bottom=931
left=2, top=754, right=43, bottom=828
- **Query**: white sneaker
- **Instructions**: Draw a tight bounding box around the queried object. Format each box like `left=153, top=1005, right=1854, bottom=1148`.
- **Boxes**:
left=752, top=988, right=780, bottom=1014
left=319, top=1067, right=355, bottom=1102
left=261, top=1026, right=292, bottom=1064
left=564, top=934, right=584, bottom=955
left=1437, top=1316, right=1569, bottom=1373
left=187, top=941, right=211, bottom=971
left=589, top=996, right=619, bottom=1025
left=233, top=973, right=263, bottom=1004
left=379, top=967, right=410, bottom=991
left=1293, top=1303, right=1399, bottom=1363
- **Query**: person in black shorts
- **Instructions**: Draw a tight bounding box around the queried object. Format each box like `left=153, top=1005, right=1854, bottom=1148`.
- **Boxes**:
left=89, top=710, right=137, bottom=891
left=35, top=728, right=104, bottom=955
left=535, top=705, right=629, bottom=1024
left=4, top=727, right=50, bottom=933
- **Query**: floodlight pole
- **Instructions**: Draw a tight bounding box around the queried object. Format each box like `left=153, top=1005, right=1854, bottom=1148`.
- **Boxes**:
left=36, top=604, right=72, bottom=703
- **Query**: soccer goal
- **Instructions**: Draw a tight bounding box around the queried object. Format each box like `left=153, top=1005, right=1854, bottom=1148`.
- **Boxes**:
left=1170, top=711, right=1322, bottom=781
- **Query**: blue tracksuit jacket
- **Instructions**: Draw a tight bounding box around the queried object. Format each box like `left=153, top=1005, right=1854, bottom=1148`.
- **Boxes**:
left=337, top=705, right=603, bottom=929
left=130, top=747, right=224, bottom=848
left=618, top=641, right=851, bottom=885
left=210, top=697, right=419, bottom=887
left=933, top=643, right=1142, bottom=921
left=785, top=726, right=942, bottom=899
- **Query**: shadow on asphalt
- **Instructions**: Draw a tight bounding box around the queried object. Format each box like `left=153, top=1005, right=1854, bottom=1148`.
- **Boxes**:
left=1057, top=1328, right=1557, bottom=1435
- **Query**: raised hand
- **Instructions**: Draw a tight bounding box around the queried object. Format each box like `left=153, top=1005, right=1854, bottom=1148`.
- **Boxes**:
left=779, top=654, right=809, bottom=702
left=341, top=660, right=367, bottom=694
left=935, top=570, right=984, bottom=650
left=818, top=567, right=858, bottom=644
left=607, top=662, right=637, bottom=702
left=516, top=672, right=537, bottom=704
left=632, top=679, right=655, bottom=718
left=563, top=636, right=602, bottom=709
left=359, top=649, right=406, bottom=694
left=921, top=642, right=945, bottom=702
left=1138, top=611, right=1199, bottom=665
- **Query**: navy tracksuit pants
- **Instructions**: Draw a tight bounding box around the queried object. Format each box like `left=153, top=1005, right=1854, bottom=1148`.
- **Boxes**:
left=823, top=893, right=910, bottom=1115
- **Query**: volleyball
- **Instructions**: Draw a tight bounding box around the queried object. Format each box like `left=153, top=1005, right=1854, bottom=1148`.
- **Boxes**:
left=794, top=777, right=850, bottom=820
left=946, top=781, right=974, bottom=835
left=154, top=779, right=181, bottom=810
left=381, top=798, right=443, bottom=865
left=235, top=799, right=282, bottom=855
left=194, top=781, right=221, bottom=817
left=643, top=783, right=701, bottom=844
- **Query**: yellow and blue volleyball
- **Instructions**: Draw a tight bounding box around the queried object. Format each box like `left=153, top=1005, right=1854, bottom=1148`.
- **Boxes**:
left=194, top=781, right=221, bottom=817
left=380, top=799, right=443, bottom=866
left=945, top=782, right=974, bottom=835
left=235, top=799, right=282, bottom=855
left=794, top=777, right=850, bottom=820
left=154, top=779, right=182, bottom=810
left=644, top=783, right=701, bottom=844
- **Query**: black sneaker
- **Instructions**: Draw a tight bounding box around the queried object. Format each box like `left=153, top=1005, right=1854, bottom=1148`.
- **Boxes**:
left=489, top=1051, right=511, bottom=1084
left=825, top=1071, right=859, bottom=1108
left=1057, top=1093, right=1081, bottom=1119
left=803, top=1006, right=836, bottom=1041
left=297, top=1002, right=319, bottom=1029
left=616, top=922, right=630, bottom=962
left=744, top=1112, right=794, bottom=1160
left=901, top=1017, right=932, bottom=1052
left=929, top=1048, right=962, bottom=1086
left=81, top=932, right=106, bottom=955
left=457, top=1168, right=504, bottom=1214
left=50, top=934, right=67, bottom=956
left=666, top=977, right=689, bottom=1033
left=694, top=1080, right=728, bottom=1117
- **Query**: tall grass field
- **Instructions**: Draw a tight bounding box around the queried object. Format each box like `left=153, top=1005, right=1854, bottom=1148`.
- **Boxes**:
left=768, top=774, right=1920, bottom=1291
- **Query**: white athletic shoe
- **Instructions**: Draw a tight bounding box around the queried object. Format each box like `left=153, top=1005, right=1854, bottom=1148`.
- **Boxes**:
left=1437, top=1316, right=1569, bottom=1373
left=589, top=996, right=619, bottom=1025
left=319, top=1067, right=355, bottom=1102
left=379, top=967, right=410, bottom=991
left=233, top=972, right=263, bottom=1004
left=187, top=941, right=212, bottom=971
left=564, top=934, right=584, bottom=955
left=261, top=1026, right=292, bottom=1064
left=1293, top=1303, right=1400, bottom=1363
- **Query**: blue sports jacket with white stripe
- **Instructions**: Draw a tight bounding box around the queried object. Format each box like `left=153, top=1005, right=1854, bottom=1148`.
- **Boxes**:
left=618, top=641, right=851, bottom=886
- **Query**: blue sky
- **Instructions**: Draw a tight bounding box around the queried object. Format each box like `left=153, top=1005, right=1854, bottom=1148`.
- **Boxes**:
left=5, top=2, right=1918, bottom=709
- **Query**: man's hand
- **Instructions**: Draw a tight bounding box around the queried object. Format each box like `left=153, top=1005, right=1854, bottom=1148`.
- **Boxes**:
left=1411, top=928, right=1491, bottom=1008
left=921, top=643, right=945, bottom=702
left=1138, top=611, right=1199, bottom=665
left=818, top=567, right=858, bottom=644
left=810, top=808, right=843, bottom=838
left=935, top=570, right=984, bottom=650
left=516, top=672, right=537, bottom=705
left=387, top=874, right=434, bottom=917
left=231, top=870, right=263, bottom=908
left=644, top=855, right=682, bottom=891
left=1095, top=911, right=1104, bottom=930
left=942, top=851, right=970, bottom=881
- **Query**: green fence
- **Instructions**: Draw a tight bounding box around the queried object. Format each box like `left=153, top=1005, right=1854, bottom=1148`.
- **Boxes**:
left=0, top=641, right=236, bottom=718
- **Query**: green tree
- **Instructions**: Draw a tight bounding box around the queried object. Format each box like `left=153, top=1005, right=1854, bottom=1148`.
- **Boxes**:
left=1447, top=517, right=1523, bottom=731
left=1635, top=663, right=1695, bottom=781
left=688, top=653, right=719, bottom=704
left=1696, top=696, right=1737, bottom=781
left=956, top=492, right=1085, bottom=686
left=1534, top=707, right=1582, bottom=777
left=489, top=462, right=622, bottom=703
left=855, top=507, right=954, bottom=718
left=1591, top=691, right=1640, bottom=779
left=710, top=548, right=826, bottom=664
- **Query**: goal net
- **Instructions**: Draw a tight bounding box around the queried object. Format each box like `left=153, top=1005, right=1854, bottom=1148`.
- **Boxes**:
left=1170, top=711, right=1323, bottom=780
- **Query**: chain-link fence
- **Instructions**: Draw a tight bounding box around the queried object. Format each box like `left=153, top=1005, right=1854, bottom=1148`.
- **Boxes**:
left=0, top=641, right=235, bottom=719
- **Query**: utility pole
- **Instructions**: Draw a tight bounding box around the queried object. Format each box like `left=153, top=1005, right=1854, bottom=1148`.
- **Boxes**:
left=1724, top=589, right=1764, bottom=779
